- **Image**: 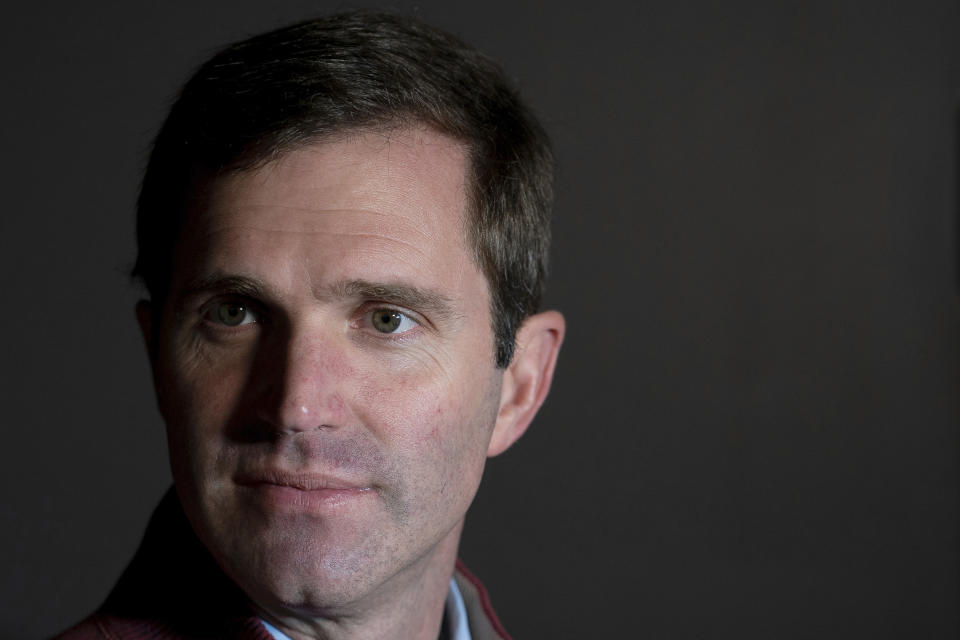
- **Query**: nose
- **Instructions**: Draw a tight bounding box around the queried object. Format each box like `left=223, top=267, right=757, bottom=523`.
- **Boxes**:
left=254, top=323, right=351, bottom=435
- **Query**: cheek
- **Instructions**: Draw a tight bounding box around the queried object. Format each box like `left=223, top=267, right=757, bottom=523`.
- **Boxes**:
left=353, top=355, right=499, bottom=475
left=156, top=339, right=253, bottom=463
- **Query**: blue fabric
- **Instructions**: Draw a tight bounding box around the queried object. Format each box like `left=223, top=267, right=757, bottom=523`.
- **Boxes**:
left=259, top=618, right=293, bottom=640
left=445, top=576, right=472, bottom=640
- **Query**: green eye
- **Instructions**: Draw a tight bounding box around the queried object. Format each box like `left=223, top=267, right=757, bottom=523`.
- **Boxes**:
left=215, top=302, right=255, bottom=327
left=371, top=309, right=402, bottom=333
left=370, top=309, right=416, bottom=334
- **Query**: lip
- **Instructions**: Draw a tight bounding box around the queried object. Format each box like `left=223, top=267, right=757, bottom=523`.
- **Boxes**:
left=235, top=470, right=374, bottom=509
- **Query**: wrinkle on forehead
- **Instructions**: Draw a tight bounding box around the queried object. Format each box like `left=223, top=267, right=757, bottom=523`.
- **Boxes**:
left=196, top=207, right=437, bottom=241
left=209, top=128, right=469, bottom=224
left=189, top=222, right=435, bottom=265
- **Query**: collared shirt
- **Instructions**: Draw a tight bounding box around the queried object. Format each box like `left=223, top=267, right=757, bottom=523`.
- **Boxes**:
left=260, top=578, right=472, bottom=640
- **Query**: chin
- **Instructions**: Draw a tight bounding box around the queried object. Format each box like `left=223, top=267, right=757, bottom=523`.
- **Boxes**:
left=241, top=548, right=399, bottom=617
left=206, top=508, right=396, bottom=613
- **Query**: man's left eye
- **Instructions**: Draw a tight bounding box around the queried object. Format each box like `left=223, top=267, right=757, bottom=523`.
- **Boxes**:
left=207, top=301, right=259, bottom=327
left=370, top=309, right=418, bottom=334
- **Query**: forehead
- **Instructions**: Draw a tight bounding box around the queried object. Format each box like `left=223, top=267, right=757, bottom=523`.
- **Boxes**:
left=194, top=127, right=468, bottom=232
left=171, top=127, right=482, bottom=299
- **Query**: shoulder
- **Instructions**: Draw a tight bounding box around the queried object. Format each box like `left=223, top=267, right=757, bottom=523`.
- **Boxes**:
left=50, top=613, right=176, bottom=640
left=50, top=614, right=109, bottom=640
left=50, top=613, right=271, bottom=640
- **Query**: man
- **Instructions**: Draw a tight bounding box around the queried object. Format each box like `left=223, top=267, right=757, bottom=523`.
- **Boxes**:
left=56, top=11, right=563, bottom=640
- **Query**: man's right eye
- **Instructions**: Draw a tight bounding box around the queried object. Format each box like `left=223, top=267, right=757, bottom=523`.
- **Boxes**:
left=206, top=301, right=259, bottom=327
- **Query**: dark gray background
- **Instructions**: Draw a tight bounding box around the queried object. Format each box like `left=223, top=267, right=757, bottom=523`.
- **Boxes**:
left=3, top=1, right=958, bottom=638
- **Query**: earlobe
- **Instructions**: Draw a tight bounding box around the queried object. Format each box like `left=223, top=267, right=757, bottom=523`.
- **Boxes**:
left=487, top=310, right=565, bottom=457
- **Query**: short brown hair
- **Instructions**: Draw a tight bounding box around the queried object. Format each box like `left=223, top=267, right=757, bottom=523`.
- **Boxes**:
left=132, top=11, right=554, bottom=366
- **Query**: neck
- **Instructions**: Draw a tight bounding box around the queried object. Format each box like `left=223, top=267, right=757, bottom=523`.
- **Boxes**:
left=255, top=520, right=464, bottom=640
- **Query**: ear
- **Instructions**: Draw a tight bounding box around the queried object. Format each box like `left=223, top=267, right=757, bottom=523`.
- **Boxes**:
left=487, top=310, right=565, bottom=457
left=135, top=300, right=156, bottom=368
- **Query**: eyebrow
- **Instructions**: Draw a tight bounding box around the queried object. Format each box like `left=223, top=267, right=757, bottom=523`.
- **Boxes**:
left=181, top=273, right=267, bottom=300
left=179, top=274, right=268, bottom=301
left=333, top=279, right=456, bottom=321
left=178, top=274, right=456, bottom=321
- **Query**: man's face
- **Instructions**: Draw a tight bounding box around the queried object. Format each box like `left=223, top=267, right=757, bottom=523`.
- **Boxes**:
left=148, top=128, right=503, bottom=617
